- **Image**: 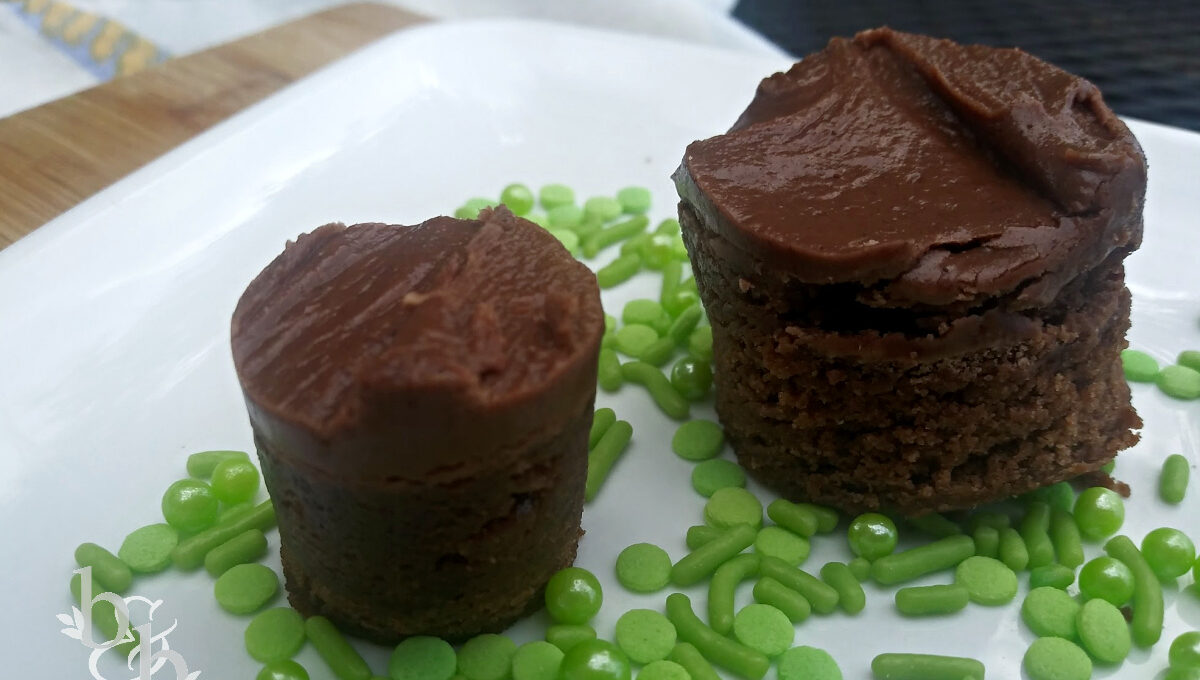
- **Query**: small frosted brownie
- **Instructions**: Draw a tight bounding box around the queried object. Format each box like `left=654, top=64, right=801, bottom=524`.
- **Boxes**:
left=231, top=206, right=604, bottom=640
left=674, top=28, right=1146, bottom=515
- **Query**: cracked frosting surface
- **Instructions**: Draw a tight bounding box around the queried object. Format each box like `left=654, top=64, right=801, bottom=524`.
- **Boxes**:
left=674, top=27, right=1145, bottom=308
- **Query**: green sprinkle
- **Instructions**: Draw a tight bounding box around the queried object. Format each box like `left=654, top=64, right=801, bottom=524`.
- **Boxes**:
left=705, top=487, right=762, bottom=529
left=74, top=543, right=132, bottom=594
left=1028, top=481, right=1076, bottom=514
left=847, top=557, right=871, bottom=582
left=709, top=554, right=761, bottom=634
left=1159, top=364, right=1200, bottom=399
left=68, top=573, right=139, bottom=655
left=500, top=183, right=535, bottom=215
left=640, top=234, right=676, bottom=270
left=589, top=408, right=617, bottom=449
left=751, top=577, right=812, bottom=622
left=598, top=254, right=642, bottom=289
left=894, top=584, right=969, bottom=617
left=585, top=420, right=633, bottom=502
left=871, top=535, right=976, bottom=586
left=1048, top=508, right=1084, bottom=568
left=620, top=361, right=689, bottom=420
left=1170, top=631, right=1200, bottom=670
left=615, top=609, right=677, bottom=664
left=204, top=528, right=268, bottom=577
left=598, top=349, right=623, bottom=392
left=907, top=513, right=961, bottom=538
left=211, top=458, right=261, bottom=505
left=548, top=204, right=584, bottom=229
left=1160, top=453, right=1190, bottom=504
left=615, top=543, right=672, bottom=593
left=620, top=232, right=653, bottom=258
left=870, top=653, right=984, bottom=680
left=1074, top=487, right=1125, bottom=541
left=616, top=324, right=659, bottom=356
left=1076, top=598, right=1131, bottom=665
left=972, top=525, right=999, bottom=559
left=639, top=337, right=678, bottom=367
left=758, top=556, right=839, bottom=615
left=1021, top=586, right=1080, bottom=639
left=511, top=641, right=563, bottom=680
left=622, top=298, right=670, bottom=331
left=214, top=563, right=279, bottom=615
left=670, top=356, right=712, bottom=401
left=1141, top=526, right=1196, bottom=580
left=1121, top=349, right=1160, bottom=382
left=847, top=513, right=899, bottom=561
left=244, top=607, right=306, bottom=664
left=732, top=604, right=793, bottom=658
left=161, top=478, right=220, bottom=534
left=755, top=527, right=810, bottom=566
left=172, top=499, right=275, bottom=569
left=1023, top=637, right=1091, bottom=680
left=616, top=186, right=652, bottom=214
left=1078, top=556, right=1134, bottom=606
left=118, top=523, right=179, bottom=574
left=525, top=213, right=548, bottom=228
left=969, top=512, right=1011, bottom=532
left=687, top=326, right=713, bottom=361
left=539, top=184, right=575, bottom=210
left=584, top=196, right=623, bottom=222
left=819, top=562, right=865, bottom=614
left=458, top=634, right=517, bottom=680
left=390, top=636, right=457, bottom=680
left=685, top=525, right=723, bottom=550
left=257, top=659, right=310, bottom=680
left=663, top=289, right=700, bottom=318
left=186, top=449, right=250, bottom=478
left=585, top=217, right=651, bottom=258
left=671, top=523, right=756, bottom=587
left=666, top=306, right=703, bottom=346
left=796, top=503, right=839, bottom=533
left=667, top=643, right=720, bottom=680
left=1180, top=350, right=1200, bottom=372
left=304, top=616, right=370, bottom=680
left=544, top=567, right=603, bottom=625
left=691, top=459, right=745, bottom=497
left=219, top=502, right=257, bottom=526
left=1019, top=502, right=1056, bottom=569
left=545, top=625, right=595, bottom=654
left=766, top=500, right=819, bottom=538
left=672, top=420, right=724, bottom=461
left=455, top=198, right=494, bottom=219
left=560, top=640, right=630, bottom=680
left=1101, top=459, right=1116, bottom=474
left=777, top=646, right=842, bottom=680
left=1029, top=564, right=1075, bottom=590
left=656, top=218, right=681, bottom=236
left=636, top=660, right=687, bottom=680
left=954, top=556, right=1017, bottom=605
left=998, top=527, right=1030, bottom=571
left=548, top=229, right=581, bottom=256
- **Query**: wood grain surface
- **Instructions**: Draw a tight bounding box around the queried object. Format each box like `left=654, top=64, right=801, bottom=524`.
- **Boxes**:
left=0, top=2, right=424, bottom=250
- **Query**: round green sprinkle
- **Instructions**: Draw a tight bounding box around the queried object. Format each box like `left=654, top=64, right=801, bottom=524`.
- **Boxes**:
left=548, top=204, right=584, bottom=229
left=1171, top=631, right=1200, bottom=670
left=244, top=607, right=305, bottom=663
left=560, top=639, right=631, bottom=680
left=691, top=459, right=745, bottom=497
left=1141, top=527, right=1196, bottom=580
left=1165, top=669, right=1200, bottom=680
left=614, top=609, right=677, bottom=664
left=670, top=357, right=712, bottom=401
left=544, top=567, right=603, bottom=624
left=615, top=543, right=672, bottom=593
left=754, top=527, right=810, bottom=566
left=161, top=478, right=219, bottom=534
left=954, top=556, right=1018, bottom=605
left=257, top=659, right=310, bottom=680
left=391, top=636, right=457, bottom=680
left=211, top=458, right=261, bottom=505
left=636, top=660, right=687, bottom=680
left=214, top=563, right=279, bottom=615
left=731, top=604, right=793, bottom=658
left=583, top=196, right=622, bottom=222
left=1078, top=556, right=1134, bottom=606
left=671, top=420, right=724, bottom=461
left=1023, top=637, right=1092, bottom=680
left=1021, top=586, right=1081, bottom=639
left=1159, top=364, right=1200, bottom=399
left=500, top=183, right=535, bottom=215
left=1121, top=349, right=1160, bottom=382
left=616, top=186, right=652, bottom=214
left=704, top=487, right=762, bottom=530
left=539, top=184, right=575, bottom=210
left=1160, top=453, right=1190, bottom=504
left=777, top=646, right=842, bottom=680
left=545, top=624, right=596, bottom=654
left=1073, top=487, right=1125, bottom=541
left=511, top=641, right=564, bottom=680
left=615, top=324, right=660, bottom=358
left=1075, top=598, right=1131, bottom=665
left=847, top=513, right=898, bottom=561
left=458, top=634, right=517, bottom=680
left=548, top=229, right=580, bottom=255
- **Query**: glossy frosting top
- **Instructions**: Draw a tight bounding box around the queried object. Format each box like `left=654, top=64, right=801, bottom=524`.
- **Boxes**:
left=675, top=27, right=1145, bottom=306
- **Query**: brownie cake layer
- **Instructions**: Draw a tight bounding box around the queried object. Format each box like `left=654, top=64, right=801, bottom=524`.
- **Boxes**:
left=674, top=28, right=1146, bottom=514
left=231, top=207, right=603, bottom=640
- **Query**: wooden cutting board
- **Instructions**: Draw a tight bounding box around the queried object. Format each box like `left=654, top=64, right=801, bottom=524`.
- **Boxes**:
left=0, top=2, right=425, bottom=250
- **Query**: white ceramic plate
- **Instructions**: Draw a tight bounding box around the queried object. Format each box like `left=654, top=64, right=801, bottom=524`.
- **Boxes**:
left=2, top=19, right=1197, bottom=680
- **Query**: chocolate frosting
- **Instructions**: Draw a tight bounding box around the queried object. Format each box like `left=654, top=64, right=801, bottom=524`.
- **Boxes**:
left=231, top=207, right=604, bottom=482
left=674, top=27, right=1145, bottom=308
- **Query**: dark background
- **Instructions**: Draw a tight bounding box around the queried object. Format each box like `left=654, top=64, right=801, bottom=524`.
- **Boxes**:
left=733, top=0, right=1200, bottom=131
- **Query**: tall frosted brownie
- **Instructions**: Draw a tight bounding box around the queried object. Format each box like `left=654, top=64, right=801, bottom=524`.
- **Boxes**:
left=674, top=28, right=1146, bottom=515
left=231, top=206, right=604, bottom=640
